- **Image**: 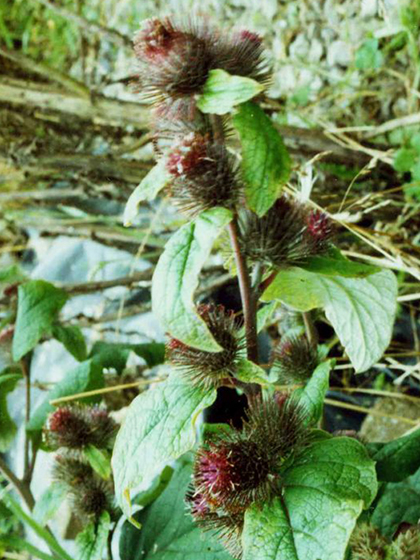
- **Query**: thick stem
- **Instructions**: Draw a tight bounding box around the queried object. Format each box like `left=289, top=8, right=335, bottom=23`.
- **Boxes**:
left=209, top=114, right=259, bottom=373
left=227, top=219, right=259, bottom=364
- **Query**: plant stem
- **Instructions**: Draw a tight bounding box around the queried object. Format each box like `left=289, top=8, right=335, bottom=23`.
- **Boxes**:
left=303, top=311, right=318, bottom=347
left=209, top=113, right=259, bottom=368
left=227, top=218, right=259, bottom=364
left=21, top=356, right=32, bottom=482
left=0, top=455, right=35, bottom=510
left=258, top=270, right=278, bottom=297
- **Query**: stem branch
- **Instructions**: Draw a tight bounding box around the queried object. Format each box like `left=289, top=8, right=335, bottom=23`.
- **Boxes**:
left=0, top=456, right=35, bottom=511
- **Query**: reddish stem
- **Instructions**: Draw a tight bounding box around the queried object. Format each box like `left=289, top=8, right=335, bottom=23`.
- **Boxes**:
left=227, top=218, right=258, bottom=364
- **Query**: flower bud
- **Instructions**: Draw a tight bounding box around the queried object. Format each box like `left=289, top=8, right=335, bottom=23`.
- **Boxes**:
left=44, top=404, right=117, bottom=450
left=133, top=17, right=269, bottom=106
left=166, top=133, right=241, bottom=215
left=306, top=209, right=333, bottom=251
left=272, top=334, right=319, bottom=385
left=238, top=195, right=334, bottom=268
left=189, top=396, right=310, bottom=557
left=167, top=304, right=244, bottom=389
left=53, top=455, right=114, bottom=522
left=350, top=523, right=388, bottom=560
left=391, top=528, right=420, bottom=559
left=187, top=490, right=243, bottom=559
left=215, top=28, right=268, bottom=84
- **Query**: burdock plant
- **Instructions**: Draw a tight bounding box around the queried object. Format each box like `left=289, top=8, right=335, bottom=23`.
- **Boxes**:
left=113, top=14, right=399, bottom=560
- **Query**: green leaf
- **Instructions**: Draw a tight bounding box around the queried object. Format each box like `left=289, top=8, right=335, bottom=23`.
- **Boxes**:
left=393, top=147, right=417, bottom=173
left=403, top=180, right=420, bottom=201
left=0, top=490, right=72, bottom=560
left=52, top=324, right=87, bottom=361
left=242, top=437, right=377, bottom=560
left=90, top=341, right=165, bottom=371
left=133, top=466, right=174, bottom=508
left=233, top=102, right=291, bottom=216
left=119, top=455, right=234, bottom=560
left=293, top=360, right=332, bottom=425
left=112, top=371, right=217, bottom=517
left=152, top=207, right=232, bottom=352
left=0, top=373, right=21, bottom=452
left=33, top=483, right=67, bottom=526
left=76, top=511, right=111, bottom=560
left=262, top=267, right=397, bottom=372
left=0, top=264, right=26, bottom=284
left=298, top=247, right=380, bottom=278
left=12, top=280, right=68, bottom=361
left=124, top=160, right=171, bottom=226
left=411, top=158, right=420, bottom=180
left=196, top=69, right=264, bottom=115
left=355, top=39, right=383, bottom=70
left=84, top=445, right=111, bottom=480
left=369, top=428, right=420, bottom=482
left=256, top=302, right=278, bottom=332
left=27, top=359, right=104, bottom=432
left=235, top=357, right=269, bottom=384
left=0, top=535, right=59, bottom=560
left=371, top=467, right=420, bottom=538
left=410, top=132, right=420, bottom=152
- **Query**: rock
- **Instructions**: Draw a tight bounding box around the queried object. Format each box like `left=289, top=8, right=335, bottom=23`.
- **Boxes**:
left=359, top=397, right=420, bottom=443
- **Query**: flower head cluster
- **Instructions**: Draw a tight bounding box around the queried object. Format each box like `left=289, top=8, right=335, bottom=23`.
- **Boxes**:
left=167, top=304, right=244, bottom=389
left=188, top=396, right=310, bottom=557
left=166, top=132, right=241, bottom=215
left=272, top=334, right=319, bottom=385
left=53, top=455, right=115, bottom=522
left=44, top=404, right=117, bottom=450
left=134, top=17, right=269, bottom=105
left=350, top=524, right=420, bottom=560
left=238, top=195, right=334, bottom=268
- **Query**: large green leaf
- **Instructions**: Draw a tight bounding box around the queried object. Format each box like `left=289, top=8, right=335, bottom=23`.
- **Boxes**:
left=197, top=69, right=264, bottom=115
left=76, top=511, right=111, bottom=560
left=152, top=207, right=232, bottom=352
left=89, top=341, right=165, bottom=371
left=112, top=371, right=217, bottom=517
left=27, top=359, right=104, bottom=432
left=262, top=267, right=397, bottom=372
left=293, top=360, right=332, bottom=425
left=52, top=323, right=87, bottom=361
left=124, top=160, right=171, bottom=226
left=242, top=437, right=377, bottom=560
left=371, top=467, right=420, bottom=538
left=119, top=456, right=234, bottom=560
left=369, top=428, right=420, bottom=482
left=133, top=466, right=174, bottom=509
left=0, top=373, right=21, bottom=452
left=233, top=102, right=291, bottom=216
left=12, top=280, right=68, bottom=361
left=298, top=247, right=379, bottom=278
